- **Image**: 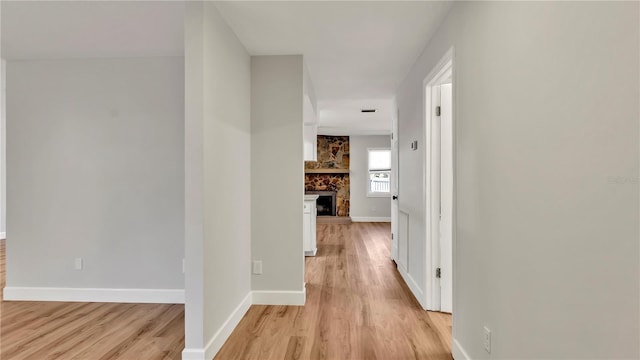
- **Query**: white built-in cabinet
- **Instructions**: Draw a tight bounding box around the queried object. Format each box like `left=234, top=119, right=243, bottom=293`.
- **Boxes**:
left=303, top=95, right=317, bottom=161
left=303, top=195, right=318, bottom=256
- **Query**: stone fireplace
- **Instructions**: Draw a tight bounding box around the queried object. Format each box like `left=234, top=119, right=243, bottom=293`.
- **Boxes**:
left=306, top=190, right=336, bottom=216
left=305, top=135, right=350, bottom=217
left=304, top=174, right=349, bottom=216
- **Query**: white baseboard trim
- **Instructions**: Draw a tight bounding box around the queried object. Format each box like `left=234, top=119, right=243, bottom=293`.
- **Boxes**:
left=351, top=217, right=391, bottom=222
left=182, top=289, right=304, bottom=360
left=452, top=339, right=471, bottom=360
left=398, top=267, right=426, bottom=310
left=252, top=288, right=306, bottom=305
left=3, top=286, right=185, bottom=304
left=181, top=348, right=205, bottom=360
left=182, top=292, right=252, bottom=360
left=0, top=232, right=6, bottom=240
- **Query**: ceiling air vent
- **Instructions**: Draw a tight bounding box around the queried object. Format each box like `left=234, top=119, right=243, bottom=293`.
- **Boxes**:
left=361, top=109, right=376, bottom=113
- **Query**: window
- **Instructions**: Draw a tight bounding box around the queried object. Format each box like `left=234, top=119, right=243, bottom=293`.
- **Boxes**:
left=368, top=148, right=391, bottom=196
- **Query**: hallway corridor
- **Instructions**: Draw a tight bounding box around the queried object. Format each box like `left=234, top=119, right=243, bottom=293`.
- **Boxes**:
left=215, top=223, right=452, bottom=360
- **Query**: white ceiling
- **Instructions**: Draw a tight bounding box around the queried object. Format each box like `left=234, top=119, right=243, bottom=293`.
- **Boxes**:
left=1, top=1, right=452, bottom=135
left=1, top=1, right=184, bottom=59
left=317, top=98, right=395, bottom=136
left=216, top=1, right=453, bottom=134
left=215, top=1, right=451, bottom=101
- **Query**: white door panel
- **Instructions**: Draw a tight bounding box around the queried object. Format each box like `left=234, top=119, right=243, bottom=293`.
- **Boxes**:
left=391, top=107, right=399, bottom=261
left=429, top=85, right=442, bottom=310
left=439, top=83, right=453, bottom=313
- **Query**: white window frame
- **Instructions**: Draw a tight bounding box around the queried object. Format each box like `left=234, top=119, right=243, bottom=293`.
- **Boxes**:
left=367, top=147, right=391, bottom=198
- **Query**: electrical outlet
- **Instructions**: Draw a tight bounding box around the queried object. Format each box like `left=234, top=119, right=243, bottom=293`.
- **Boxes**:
left=252, top=260, right=263, bottom=275
left=74, top=258, right=83, bottom=270
left=371, top=207, right=377, bottom=212
left=483, top=326, right=491, bottom=353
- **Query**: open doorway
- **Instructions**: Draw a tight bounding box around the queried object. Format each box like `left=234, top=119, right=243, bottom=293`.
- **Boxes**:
left=424, top=49, right=453, bottom=313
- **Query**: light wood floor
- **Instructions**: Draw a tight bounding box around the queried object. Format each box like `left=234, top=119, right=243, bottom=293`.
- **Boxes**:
left=0, top=223, right=452, bottom=360
left=0, top=240, right=185, bottom=360
left=315, top=216, right=352, bottom=225
left=215, top=223, right=453, bottom=360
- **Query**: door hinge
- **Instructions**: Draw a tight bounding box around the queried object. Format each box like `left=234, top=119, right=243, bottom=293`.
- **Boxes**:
left=436, top=268, right=442, bottom=278
left=435, top=106, right=441, bottom=116
left=391, top=233, right=394, bottom=240
left=391, top=132, right=394, bottom=140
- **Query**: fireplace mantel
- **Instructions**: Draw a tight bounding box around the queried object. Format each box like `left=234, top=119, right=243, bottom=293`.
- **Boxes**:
left=304, top=169, right=349, bottom=174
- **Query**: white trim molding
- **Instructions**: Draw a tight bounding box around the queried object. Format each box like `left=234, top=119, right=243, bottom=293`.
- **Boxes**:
left=367, top=147, right=392, bottom=198
left=452, top=339, right=471, bottom=360
left=252, top=289, right=306, bottom=306
left=398, top=267, right=427, bottom=310
left=184, top=287, right=307, bottom=360
left=423, top=47, right=455, bottom=312
left=181, top=348, right=205, bottom=360
left=0, top=232, right=6, bottom=240
left=3, top=287, right=185, bottom=304
left=182, top=292, right=252, bottom=360
left=351, top=217, right=391, bottom=223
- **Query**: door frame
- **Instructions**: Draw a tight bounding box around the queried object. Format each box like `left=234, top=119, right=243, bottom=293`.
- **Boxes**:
left=390, top=101, right=399, bottom=262
left=1, top=59, right=5, bottom=241
left=423, top=48, right=454, bottom=311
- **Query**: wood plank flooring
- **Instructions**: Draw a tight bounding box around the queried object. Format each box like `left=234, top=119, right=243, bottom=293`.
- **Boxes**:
left=315, top=216, right=352, bottom=225
left=0, top=240, right=185, bottom=360
left=0, top=222, right=452, bottom=360
left=214, top=223, right=452, bottom=360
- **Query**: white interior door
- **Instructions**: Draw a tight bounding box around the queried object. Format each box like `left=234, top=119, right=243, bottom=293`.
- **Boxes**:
left=439, top=83, right=453, bottom=313
left=391, top=107, right=399, bottom=261
left=424, top=50, right=453, bottom=313
left=430, top=85, right=442, bottom=310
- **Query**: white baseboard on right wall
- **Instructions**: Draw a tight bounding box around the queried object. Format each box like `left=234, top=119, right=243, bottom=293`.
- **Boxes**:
left=452, top=339, right=471, bottom=360
left=398, top=266, right=426, bottom=310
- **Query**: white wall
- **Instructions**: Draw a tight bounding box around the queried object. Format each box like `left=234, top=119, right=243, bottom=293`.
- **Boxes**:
left=251, top=55, right=304, bottom=297
left=5, top=57, right=185, bottom=293
left=396, top=2, right=639, bottom=359
left=350, top=135, right=391, bottom=221
left=303, top=62, right=317, bottom=115
left=1, top=58, right=5, bottom=238
left=184, top=2, right=252, bottom=359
